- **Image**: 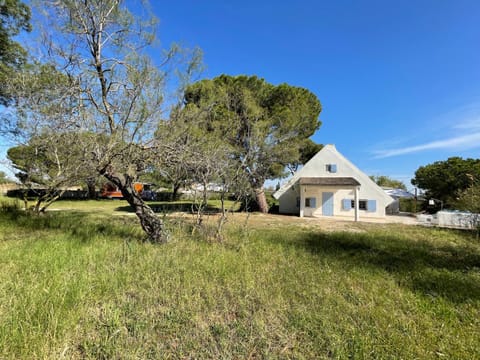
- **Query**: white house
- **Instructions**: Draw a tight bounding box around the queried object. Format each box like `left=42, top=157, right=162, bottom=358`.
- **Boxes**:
left=273, top=144, right=394, bottom=220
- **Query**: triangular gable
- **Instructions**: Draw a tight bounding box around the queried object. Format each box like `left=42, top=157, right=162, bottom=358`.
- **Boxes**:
left=274, top=144, right=393, bottom=205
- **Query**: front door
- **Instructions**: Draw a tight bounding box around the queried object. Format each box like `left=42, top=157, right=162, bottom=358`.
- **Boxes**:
left=322, top=192, right=334, bottom=216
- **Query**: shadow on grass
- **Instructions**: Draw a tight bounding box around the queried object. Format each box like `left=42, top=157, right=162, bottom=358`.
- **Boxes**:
left=115, top=202, right=221, bottom=214
left=0, top=210, right=144, bottom=243
left=272, top=230, right=480, bottom=303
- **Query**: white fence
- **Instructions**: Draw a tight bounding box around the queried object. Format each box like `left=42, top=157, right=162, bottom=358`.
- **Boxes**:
left=417, top=211, right=478, bottom=230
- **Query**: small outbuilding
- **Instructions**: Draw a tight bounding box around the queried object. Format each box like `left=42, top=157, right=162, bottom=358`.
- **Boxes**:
left=273, top=144, right=394, bottom=220
left=383, top=187, right=414, bottom=214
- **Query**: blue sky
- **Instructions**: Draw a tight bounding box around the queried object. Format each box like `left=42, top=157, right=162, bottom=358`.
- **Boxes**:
left=153, top=0, right=480, bottom=189
left=2, top=1, right=479, bottom=189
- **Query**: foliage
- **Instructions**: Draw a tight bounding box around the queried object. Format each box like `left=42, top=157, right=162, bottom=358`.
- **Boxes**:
left=0, top=0, right=31, bottom=105
left=412, top=157, right=480, bottom=207
left=455, top=175, right=480, bottom=236
left=156, top=108, right=249, bottom=238
left=3, top=0, right=202, bottom=242
left=370, top=175, right=406, bottom=190
left=399, top=197, right=423, bottom=213
left=0, top=171, right=11, bottom=184
left=182, top=75, right=322, bottom=213
left=6, top=132, right=98, bottom=212
left=0, top=196, right=21, bottom=212
left=0, top=208, right=479, bottom=358
left=287, top=138, right=323, bottom=174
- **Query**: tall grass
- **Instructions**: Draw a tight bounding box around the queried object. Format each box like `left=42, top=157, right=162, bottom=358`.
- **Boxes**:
left=0, top=207, right=479, bottom=358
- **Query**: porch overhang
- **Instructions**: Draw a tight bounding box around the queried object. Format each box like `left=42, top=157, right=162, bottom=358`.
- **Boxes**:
left=299, top=177, right=360, bottom=186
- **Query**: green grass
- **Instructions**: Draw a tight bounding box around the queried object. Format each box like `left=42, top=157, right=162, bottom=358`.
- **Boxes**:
left=0, top=203, right=479, bottom=358
left=48, top=198, right=240, bottom=215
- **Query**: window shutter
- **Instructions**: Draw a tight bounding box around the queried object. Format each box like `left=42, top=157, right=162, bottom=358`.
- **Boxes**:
left=342, top=199, right=351, bottom=210
left=367, top=200, right=377, bottom=212
left=330, top=164, right=337, bottom=173
left=310, top=198, right=316, bottom=208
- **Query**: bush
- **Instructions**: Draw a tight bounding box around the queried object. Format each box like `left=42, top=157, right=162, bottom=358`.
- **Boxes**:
left=0, top=197, right=22, bottom=213
left=399, top=198, right=424, bottom=213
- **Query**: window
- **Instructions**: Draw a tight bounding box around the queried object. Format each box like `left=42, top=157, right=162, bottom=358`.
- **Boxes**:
left=348, top=199, right=377, bottom=211
left=326, top=164, right=337, bottom=173
left=351, top=200, right=367, bottom=210
left=305, top=197, right=316, bottom=208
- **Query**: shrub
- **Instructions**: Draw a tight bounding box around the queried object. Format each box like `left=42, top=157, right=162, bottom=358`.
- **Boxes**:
left=0, top=197, right=22, bottom=213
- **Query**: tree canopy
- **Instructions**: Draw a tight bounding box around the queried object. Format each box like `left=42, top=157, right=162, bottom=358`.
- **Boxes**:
left=288, top=139, right=323, bottom=175
left=182, top=75, right=322, bottom=212
left=411, top=157, right=480, bottom=207
left=7, top=132, right=96, bottom=212
left=0, top=0, right=31, bottom=105
left=370, top=175, right=406, bottom=190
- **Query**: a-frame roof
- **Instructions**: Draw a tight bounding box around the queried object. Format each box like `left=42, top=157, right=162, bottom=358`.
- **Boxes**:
left=273, top=144, right=393, bottom=205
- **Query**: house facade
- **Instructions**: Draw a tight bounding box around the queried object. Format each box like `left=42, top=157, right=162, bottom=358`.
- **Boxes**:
left=273, top=144, right=394, bottom=220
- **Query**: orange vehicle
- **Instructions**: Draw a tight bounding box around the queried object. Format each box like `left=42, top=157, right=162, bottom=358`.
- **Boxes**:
left=101, top=182, right=145, bottom=199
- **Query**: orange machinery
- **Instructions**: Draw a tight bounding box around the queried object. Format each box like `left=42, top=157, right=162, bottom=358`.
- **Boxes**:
left=100, top=182, right=144, bottom=199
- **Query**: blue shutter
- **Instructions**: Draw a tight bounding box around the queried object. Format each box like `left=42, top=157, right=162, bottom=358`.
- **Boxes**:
left=367, top=200, right=377, bottom=212
left=342, top=199, right=351, bottom=210
left=310, top=198, right=316, bottom=208
left=330, top=164, right=337, bottom=173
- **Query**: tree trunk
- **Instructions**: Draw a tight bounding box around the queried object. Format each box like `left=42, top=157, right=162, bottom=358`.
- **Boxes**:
left=86, top=177, right=97, bottom=199
left=254, top=187, right=269, bottom=213
left=172, top=182, right=181, bottom=201
left=202, top=181, right=208, bottom=207
left=102, top=170, right=168, bottom=243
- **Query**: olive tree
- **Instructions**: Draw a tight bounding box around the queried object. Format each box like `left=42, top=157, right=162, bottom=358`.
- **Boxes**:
left=3, top=0, right=201, bottom=242
left=156, top=106, right=248, bottom=239
left=7, top=133, right=91, bottom=212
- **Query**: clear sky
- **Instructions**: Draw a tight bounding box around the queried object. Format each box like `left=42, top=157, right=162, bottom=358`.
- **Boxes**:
left=152, top=0, right=480, bottom=189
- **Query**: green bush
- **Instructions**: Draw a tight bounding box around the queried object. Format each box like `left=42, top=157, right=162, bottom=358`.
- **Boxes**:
left=0, top=197, right=22, bottom=213
left=399, top=198, right=424, bottom=213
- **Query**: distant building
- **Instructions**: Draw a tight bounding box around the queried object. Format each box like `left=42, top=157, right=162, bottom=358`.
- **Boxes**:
left=383, top=187, right=414, bottom=214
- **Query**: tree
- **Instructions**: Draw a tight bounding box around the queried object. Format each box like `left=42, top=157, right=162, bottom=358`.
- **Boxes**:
left=455, top=174, right=480, bottom=238
left=3, top=0, right=201, bottom=242
left=0, top=171, right=11, bottom=184
left=412, top=157, right=480, bottom=207
left=370, top=175, right=406, bottom=190
left=182, top=75, right=322, bottom=213
left=7, top=133, right=91, bottom=212
left=156, top=105, right=249, bottom=239
left=0, top=0, right=31, bottom=105
left=287, top=139, right=323, bottom=175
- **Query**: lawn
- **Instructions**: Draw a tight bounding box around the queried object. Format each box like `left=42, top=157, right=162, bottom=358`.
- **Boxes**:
left=0, top=199, right=479, bottom=359
left=48, top=198, right=240, bottom=216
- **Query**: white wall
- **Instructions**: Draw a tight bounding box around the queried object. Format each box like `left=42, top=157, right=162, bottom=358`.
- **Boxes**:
left=276, top=145, right=393, bottom=218
left=278, top=185, right=300, bottom=214
left=279, top=185, right=387, bottom=218
left=303, top=186, right=386, bottom=218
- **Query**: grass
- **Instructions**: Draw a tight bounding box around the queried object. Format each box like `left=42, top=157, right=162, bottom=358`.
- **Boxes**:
left=48, top=198, right=240, bottom=216
left=0, top=200, right=479, bottom=358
